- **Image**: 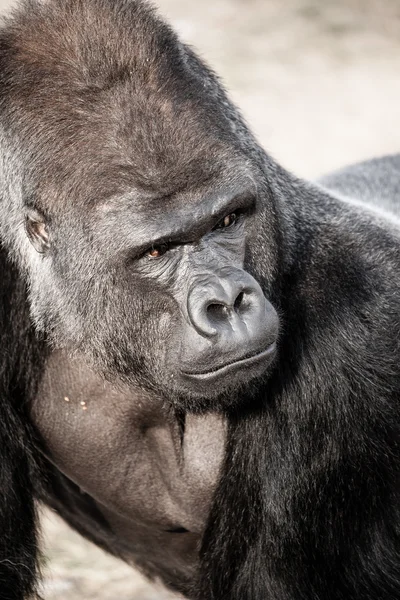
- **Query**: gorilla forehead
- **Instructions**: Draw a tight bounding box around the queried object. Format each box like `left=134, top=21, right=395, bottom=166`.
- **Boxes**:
left=1, top=0, right=243, bottom=209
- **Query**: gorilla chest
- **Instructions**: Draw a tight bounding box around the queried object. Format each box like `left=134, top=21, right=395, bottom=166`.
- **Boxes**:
left=31, top=352, right=226, bottom=590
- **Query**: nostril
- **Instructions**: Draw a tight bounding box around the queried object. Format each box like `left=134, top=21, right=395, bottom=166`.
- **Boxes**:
left=234, top=291, right=245, bottom=313
left=207, top=302, right=228, bottom=322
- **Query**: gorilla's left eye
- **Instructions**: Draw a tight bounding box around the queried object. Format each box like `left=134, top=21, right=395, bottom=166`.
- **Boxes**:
left=214, top=212, right=238, bottom=230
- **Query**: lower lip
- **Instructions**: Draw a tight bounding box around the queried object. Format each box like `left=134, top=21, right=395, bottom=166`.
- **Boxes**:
left=182, top=343, right=277, bottom=382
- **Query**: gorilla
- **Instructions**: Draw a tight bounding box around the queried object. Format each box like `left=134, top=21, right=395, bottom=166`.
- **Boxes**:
left=0, top=0, right=399, bottom=599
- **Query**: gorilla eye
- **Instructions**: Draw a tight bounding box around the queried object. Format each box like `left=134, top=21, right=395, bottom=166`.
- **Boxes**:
left=146, top=243, right=169, bottom=258
left=215, top=213, right=238, bottom=230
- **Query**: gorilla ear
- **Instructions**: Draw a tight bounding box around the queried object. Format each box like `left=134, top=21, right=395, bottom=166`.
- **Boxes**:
left=25, top=208, right=50, bottom=254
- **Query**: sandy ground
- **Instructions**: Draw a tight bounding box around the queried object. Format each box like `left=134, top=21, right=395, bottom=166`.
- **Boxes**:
left=0, top=0, right=399, bottom=598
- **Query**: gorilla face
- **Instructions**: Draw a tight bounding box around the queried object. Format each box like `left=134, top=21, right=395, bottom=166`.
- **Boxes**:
left=25, top=162, right=279, bottom=411
left=119, top=177, right=279, bottom=403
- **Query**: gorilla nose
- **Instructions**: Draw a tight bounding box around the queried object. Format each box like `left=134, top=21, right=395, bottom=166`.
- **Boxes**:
left=187, top=272, right=269, bottom=340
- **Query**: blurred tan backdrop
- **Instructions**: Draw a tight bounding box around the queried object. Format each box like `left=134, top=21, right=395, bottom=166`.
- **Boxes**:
left=0, top=0, right=399, bottom=598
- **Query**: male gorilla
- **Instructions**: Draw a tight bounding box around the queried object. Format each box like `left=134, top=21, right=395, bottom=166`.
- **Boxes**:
left=0, top=1, right=399, bottom=599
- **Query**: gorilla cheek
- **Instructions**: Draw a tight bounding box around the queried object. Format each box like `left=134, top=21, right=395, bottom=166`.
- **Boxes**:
left=100, top=291, right=178, bottom=389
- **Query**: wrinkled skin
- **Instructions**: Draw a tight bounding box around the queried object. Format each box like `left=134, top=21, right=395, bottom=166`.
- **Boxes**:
left=1, top=2, right=400, bottom=600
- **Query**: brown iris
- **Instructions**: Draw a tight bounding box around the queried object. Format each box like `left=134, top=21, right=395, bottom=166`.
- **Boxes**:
left=147, top=243, right=169, bottom=258
left=215, top=213, right=237, bottom=230
left=223, top=213, right=236, bottom=227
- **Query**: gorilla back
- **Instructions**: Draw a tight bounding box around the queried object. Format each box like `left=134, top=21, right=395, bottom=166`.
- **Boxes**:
left=0, top=1, right=399, bottom=599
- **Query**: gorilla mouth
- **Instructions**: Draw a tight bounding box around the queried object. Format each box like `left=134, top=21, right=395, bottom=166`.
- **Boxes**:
left=182, top=343, right=277, bottom=381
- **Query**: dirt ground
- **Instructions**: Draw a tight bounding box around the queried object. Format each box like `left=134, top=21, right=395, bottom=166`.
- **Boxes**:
left=0, top=0, right=399, bottom=598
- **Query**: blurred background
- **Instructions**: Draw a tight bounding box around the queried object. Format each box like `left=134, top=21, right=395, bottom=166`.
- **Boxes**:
left=0, top=0, right=399, bottom=598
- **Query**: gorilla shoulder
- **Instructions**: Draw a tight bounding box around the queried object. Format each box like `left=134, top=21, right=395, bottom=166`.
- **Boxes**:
left=319, top=153, right=400, bottom=218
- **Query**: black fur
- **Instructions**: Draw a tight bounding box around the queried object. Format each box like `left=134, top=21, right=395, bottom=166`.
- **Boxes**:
left=0, top=250, right=46, bottom=600
left=0, top=1, right=399, bottom=599
left=200, top=164, right=400, bottom=599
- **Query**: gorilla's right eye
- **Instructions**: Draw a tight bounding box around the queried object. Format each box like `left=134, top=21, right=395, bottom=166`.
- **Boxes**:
left=146, top=243, right=169, bottom=259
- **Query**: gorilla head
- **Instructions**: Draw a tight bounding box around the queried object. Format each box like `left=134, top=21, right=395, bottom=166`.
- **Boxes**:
left=0, top=0, right=280, bottom=411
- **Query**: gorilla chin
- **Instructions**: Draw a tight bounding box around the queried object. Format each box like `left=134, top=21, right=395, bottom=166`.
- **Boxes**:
left=182, top=342, right=276, bottom=378
left=182, top=342, right=277, bottom=381
left=169, top=342, right=279, bottom=411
